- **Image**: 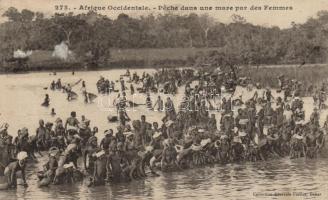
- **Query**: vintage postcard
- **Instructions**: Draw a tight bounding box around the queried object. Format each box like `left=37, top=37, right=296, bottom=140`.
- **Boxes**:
left=0, top=0, right=327, bottom=199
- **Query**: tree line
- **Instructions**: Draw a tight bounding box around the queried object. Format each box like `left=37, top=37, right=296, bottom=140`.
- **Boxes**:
left=0, top=7, right=328, bottom=66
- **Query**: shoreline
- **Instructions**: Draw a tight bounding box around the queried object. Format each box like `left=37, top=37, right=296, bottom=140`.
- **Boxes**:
left=0, top=62, right=327, bottom=75
left=0, top=61, right=189, bottom=75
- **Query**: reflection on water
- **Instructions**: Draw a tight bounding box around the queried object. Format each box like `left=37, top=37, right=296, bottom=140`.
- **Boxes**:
left=0, top=70, right=327, bottom=199
left=1, top=158, right=326, bottom=200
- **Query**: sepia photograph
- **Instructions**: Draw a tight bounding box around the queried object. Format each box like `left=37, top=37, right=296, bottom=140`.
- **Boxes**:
left=0, top=0, right=328, bottom=199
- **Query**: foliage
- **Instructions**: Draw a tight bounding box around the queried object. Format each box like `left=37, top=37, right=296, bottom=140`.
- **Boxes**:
left=0, top=7, right=328, bottom=66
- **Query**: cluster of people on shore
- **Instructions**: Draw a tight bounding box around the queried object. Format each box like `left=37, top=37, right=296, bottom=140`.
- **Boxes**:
left=0, top=67, right=327, bottom=189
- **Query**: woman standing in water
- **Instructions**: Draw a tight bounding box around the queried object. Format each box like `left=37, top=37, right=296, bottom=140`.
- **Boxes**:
left=4, top=151, right=28, bottom=188
left=153, top=96, right=164, bottom=111
left=42, top=94, right=50, bottom=107
left=65, top=111, right=80, bottom=138
left=81, top=81, right=88, bottom=103
left=66, top=84, right=72, bottom=101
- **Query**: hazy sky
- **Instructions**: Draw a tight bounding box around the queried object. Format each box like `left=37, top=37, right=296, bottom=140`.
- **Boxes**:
left=0, top=0, right=327, bottom=28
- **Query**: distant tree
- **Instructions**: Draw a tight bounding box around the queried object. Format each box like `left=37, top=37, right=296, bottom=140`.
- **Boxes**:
left=51, top=13, right=86, bottom=46
left=2, top=7, right=21, bottom=22
left=21, top=9, right=34, bottom=22
left=35, top=12, right=44, bottom=21
left=1, top=9, right=328, bottom=66
left=198, top=14, right=215, bottom=47
left=111, top=13, right=142, bottom=48
left=1, top=7, right=35, bottom=53
left=184, top=13, right=203, bottom=47
left=74, top=17, right=112, bottom=66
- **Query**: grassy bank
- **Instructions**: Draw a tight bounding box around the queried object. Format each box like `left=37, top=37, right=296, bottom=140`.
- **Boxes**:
left=0, top=48, right=219, bottom=72
left=109, top=48, right=219, bottom=62
left=241, top=64, right=328, bottom=90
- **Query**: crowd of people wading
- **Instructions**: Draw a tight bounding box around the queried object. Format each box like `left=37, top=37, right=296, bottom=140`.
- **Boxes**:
left=0, top=66, right=327, bottom=189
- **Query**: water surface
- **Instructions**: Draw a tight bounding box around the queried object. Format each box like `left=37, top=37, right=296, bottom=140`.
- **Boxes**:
left=0, top=69, right=327, bottom=200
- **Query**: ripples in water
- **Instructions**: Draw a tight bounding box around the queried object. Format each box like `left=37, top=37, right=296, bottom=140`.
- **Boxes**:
left=2, top=155, right=327, bottom=199
left=0, top=70, right=328, bottom=199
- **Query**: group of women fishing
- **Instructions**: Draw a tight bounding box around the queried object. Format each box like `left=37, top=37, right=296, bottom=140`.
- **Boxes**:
left=0, top=67, right=327, bottom=190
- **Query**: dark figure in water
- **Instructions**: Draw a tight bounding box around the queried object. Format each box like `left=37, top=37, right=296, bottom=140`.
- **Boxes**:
left=56, top=79, right=62, bottom=90
left=105, top=80, right=110, bottom=94
left=42, top=94, right=50, bottom=107
left=146, top=93, right=152, bottom=110
left=66, top=84, right=72, bottom=101
left=51, top=108, right=56, bottom=116
left=130, top=84, right=135, bottom=95
left=120, top=79, right=126, bottom=91
left=153, top=96, right=163, bottom=111
left=72, top=71, right=75, bottom=75
left=81, top=81, right=88, bottom=103
left=50, top=81, right=56, bottom=90
left=265, top=89, right=274, bottom=102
